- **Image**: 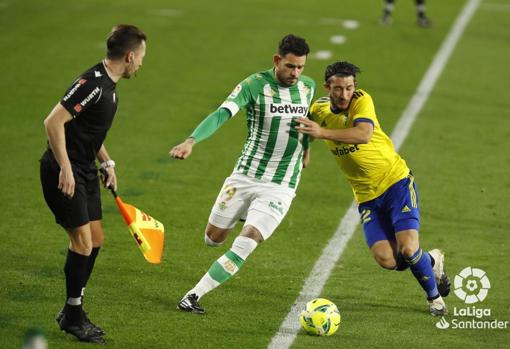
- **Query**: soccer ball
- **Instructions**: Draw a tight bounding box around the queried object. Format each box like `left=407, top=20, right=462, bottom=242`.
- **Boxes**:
left=299, top=298, right=341, bottom=336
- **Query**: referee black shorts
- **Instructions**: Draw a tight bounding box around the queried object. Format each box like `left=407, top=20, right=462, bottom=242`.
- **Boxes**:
left=40, top=150, right=102, bottom=229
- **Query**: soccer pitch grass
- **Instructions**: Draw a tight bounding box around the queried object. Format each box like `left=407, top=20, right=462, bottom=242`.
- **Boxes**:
left=1, top=0, right=509, bottom=348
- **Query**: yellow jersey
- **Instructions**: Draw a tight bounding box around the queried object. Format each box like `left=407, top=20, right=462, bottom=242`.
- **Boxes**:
left=309, top=89, right=409, bottom=203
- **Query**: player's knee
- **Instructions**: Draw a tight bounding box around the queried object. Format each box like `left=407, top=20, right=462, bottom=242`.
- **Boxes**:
left=372, top=247, right=397, bottom=270
left=395, top=229, right=419, bottom=257
left=375, top=255, right=397, bottom=270
left=88, top=220, right=104, bottom=248
left=204, top=233, right=224, bottom=247
left=204, top=224, right=229, bottom=246
left=67, top=231, right=93, bottom=255
left=91, top=234, right=104, bottom=248
left=399, top=244, right=418, bottom=258
left=70, top=241, right=93, bottom=256
left=371, top=241, right=397, bottom=270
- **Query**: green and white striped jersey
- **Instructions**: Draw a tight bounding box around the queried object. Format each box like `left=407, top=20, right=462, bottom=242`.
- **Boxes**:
left=220, top=69, right=315, bottom=189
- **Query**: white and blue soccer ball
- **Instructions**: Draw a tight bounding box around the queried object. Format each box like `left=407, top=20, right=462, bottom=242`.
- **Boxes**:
left=299, top=298, right=341, bottom=336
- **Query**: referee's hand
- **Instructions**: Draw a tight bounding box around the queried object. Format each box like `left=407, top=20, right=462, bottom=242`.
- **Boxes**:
left=101, top=167, right=118, bottom=191
left=58, top=166, right=75, bottom=198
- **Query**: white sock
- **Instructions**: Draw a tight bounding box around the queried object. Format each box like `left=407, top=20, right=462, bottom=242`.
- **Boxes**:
left=187, top=273, right=220, bottom=300
left=230, top=236, right=258, bottom=260
left=67, top=297, right=82, bottom=306
left=384, top=3, right=395, bottom=12
left=186, top=236, right=258, bottom=300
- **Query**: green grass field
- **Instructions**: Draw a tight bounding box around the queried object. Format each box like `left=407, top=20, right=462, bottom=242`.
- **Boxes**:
left=1, top=0, right=509, bottom=348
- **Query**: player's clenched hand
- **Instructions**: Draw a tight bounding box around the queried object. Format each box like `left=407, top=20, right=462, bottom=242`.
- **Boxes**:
left=295, top=117, right=324, bottom=139
left=58, top=165, right=75, bottom=198
left=170, top=138, right=195, bottom=160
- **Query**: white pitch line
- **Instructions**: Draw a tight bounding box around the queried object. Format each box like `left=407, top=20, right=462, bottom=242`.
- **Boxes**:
left=391, top=0, right=481, bottom=150
left=267, top=1, right=480, bottom=348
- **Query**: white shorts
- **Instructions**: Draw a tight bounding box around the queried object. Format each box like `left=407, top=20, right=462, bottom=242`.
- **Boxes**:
left=208, top=173, right=296, bottom=240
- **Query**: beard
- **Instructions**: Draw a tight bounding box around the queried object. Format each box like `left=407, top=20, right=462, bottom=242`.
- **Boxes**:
left=276, top=71, right=297, bottom=87
left=122, top=63, right=139, bottom=79
left=122, top=71, right=138, bottom=79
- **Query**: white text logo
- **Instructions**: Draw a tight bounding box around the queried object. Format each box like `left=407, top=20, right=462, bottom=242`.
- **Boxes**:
left=435, top=267, right=508, bottom=331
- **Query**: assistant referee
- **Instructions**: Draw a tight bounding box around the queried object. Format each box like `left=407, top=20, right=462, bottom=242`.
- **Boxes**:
left=40, top=24, right=147, bottom=344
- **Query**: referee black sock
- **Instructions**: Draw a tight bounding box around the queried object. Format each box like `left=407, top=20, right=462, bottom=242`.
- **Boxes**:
left=82, top=247, right=100, bottom=292
left=63, top=249, right=89, bottom=321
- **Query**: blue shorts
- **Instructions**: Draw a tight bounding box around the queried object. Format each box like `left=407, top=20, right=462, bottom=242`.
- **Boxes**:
left=358, top=174, right=420, bottom=248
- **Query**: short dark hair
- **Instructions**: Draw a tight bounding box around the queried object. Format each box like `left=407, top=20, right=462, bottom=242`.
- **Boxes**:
left=106, top=24, right=147, bottom=59
left=324, top=61, right=361, bottom=82
left=278, top=34, right=310, bottom=57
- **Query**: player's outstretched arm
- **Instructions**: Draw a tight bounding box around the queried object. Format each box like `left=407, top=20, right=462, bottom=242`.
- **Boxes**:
left=169, top=138, right=195, bottom=160
left=169, top=108, right=231, bottom=160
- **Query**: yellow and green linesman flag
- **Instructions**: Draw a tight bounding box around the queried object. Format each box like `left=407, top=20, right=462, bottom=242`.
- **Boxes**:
left=113, top=193, right=165, bottom=264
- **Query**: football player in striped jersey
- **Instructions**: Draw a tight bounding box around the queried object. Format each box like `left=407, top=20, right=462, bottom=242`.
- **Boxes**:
left=170, top=34, right=315, bottom=314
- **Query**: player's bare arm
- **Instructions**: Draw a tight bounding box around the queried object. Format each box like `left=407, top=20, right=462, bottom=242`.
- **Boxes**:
left=97, top=144, right=117, bottom=190
left=170, top=137, right=196, bottom=160
left=43, top=103, right=75, bottom=197
left=296, top=117, right=373, bottom=144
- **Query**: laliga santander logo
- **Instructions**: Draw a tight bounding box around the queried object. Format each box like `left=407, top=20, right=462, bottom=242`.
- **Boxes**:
left=436, top=267, right=508, bottom=330
left=454, top=267, right=490, bottom=304
left=436, top=317, right=450, bottom=329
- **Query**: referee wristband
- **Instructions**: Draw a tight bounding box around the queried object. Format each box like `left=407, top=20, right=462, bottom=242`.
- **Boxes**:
left=100, top=159, right=116, bottom=169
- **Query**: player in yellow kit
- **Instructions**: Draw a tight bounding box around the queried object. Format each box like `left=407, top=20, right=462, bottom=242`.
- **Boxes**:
left=296, top=61, right=449, bottom=315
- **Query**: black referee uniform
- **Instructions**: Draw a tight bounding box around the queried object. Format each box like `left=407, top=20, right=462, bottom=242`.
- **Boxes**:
left=40, top=61, right=119, bottom=343
left=40, top=23, right=146, bottom=344
left=40, top=61, right=117, bottom=228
